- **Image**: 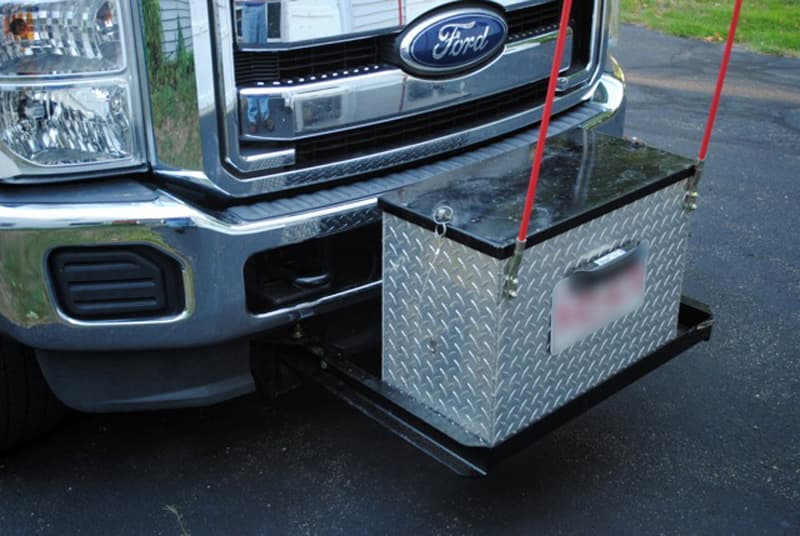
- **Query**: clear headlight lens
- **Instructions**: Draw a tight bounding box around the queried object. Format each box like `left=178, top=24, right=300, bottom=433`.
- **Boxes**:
left=0, top=0, right=124, bottom=76
left=0, top=82, right=132, bottom=166
left=0, top=0, right=142, bottom=180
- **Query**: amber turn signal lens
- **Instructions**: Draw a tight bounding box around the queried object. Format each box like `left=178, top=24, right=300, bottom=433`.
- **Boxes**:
left=4, top=13, right=33, bottom=40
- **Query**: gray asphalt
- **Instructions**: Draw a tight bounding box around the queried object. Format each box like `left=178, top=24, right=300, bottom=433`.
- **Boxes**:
left=1, top=25, right=799, bottom=535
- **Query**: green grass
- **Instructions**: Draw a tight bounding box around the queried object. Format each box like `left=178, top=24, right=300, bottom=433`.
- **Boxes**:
left=149, top=68, right=202, bottom=170
left=621, top=0, right=800, bottom=56
left=143, top=0, right=203, bottom=170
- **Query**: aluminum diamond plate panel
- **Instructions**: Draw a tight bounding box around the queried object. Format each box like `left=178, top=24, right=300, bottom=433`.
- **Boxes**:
left=382, top=181, right=689, bottom=446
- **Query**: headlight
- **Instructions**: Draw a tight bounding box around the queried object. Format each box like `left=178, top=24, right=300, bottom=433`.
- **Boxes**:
left=0, top=82, right=133, bottom=166
left=0, top=0, right=144, bottom=181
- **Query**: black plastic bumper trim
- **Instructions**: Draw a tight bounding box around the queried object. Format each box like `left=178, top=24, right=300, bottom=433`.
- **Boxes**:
left=49, top=246, right=185, bottom=321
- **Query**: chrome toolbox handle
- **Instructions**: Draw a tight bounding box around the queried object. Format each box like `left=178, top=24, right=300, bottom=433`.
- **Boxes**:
left=569, top=242, right=646, bottom=288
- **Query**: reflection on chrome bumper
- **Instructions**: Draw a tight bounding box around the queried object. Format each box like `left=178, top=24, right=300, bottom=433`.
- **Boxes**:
left=0, top=74, right=624, bottom=352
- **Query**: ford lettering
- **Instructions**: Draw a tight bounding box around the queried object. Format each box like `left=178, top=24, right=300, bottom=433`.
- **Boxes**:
left=399, top=9, right=508, bottom=76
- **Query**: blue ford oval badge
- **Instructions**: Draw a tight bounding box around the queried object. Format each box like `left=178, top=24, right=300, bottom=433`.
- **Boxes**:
left=399, top=8, right=508, bottom=76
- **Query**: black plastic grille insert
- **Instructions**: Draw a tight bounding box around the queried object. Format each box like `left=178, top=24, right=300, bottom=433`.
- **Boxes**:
left=235, top=39, right=381, bottom=86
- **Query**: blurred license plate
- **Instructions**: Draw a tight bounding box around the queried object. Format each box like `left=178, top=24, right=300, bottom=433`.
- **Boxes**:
left=550, top=244, right=648, bottom=355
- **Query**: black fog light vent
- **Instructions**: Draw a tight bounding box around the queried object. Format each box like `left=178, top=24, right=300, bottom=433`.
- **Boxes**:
left=49, top=247, right=185, bottom=320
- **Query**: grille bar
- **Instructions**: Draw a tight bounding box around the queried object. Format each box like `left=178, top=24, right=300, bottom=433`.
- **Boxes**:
left=223, top=0, right=599, bottom=194
left=244, top=80, right=550, bottom=170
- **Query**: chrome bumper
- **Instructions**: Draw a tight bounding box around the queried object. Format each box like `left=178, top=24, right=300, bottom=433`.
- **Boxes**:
left=0, top=74, right=624, bottom=352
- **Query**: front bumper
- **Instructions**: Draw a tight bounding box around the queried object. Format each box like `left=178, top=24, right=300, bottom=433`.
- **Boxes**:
left=0, top=74, right=625, bottom=353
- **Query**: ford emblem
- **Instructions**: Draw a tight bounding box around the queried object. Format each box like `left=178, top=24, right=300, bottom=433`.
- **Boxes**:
left=398, top=8, right=508, bottom=76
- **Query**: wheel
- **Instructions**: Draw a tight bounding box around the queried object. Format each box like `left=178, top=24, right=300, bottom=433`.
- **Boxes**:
left=0, top=337, right=65, bottom=451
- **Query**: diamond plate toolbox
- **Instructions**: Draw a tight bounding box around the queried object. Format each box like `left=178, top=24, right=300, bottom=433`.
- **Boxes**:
left=379, top=129, right=696, bottom=447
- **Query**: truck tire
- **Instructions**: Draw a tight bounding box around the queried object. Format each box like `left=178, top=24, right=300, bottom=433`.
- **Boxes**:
left=0, top=337, right=65, bottom=451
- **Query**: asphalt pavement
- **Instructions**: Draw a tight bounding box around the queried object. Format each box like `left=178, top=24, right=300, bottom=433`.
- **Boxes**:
left=1, top=25, right=798, bottom=535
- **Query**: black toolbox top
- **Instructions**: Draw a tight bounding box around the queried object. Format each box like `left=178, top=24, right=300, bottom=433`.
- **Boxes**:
left=378, top=129, right=696, bottom=259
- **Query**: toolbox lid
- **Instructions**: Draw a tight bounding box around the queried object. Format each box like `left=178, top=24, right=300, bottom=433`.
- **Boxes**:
left=378, top=129, right=696, bottom=259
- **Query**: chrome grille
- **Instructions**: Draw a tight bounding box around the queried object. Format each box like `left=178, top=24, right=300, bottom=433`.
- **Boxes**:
left=202, top=0, right=607, bottom=197
left=233, top=2, right=565, bottom=86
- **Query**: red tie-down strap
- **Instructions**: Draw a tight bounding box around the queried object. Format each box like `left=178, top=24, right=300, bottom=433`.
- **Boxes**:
left=698, top=0, right=743, bottom=162
left=504, top=0, right=743, bottom=297
left=515, top=0, right=574, bottom=245
left=688, top=0, right=743, bottom=209
left=503, top=0, right=573, bottom=298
